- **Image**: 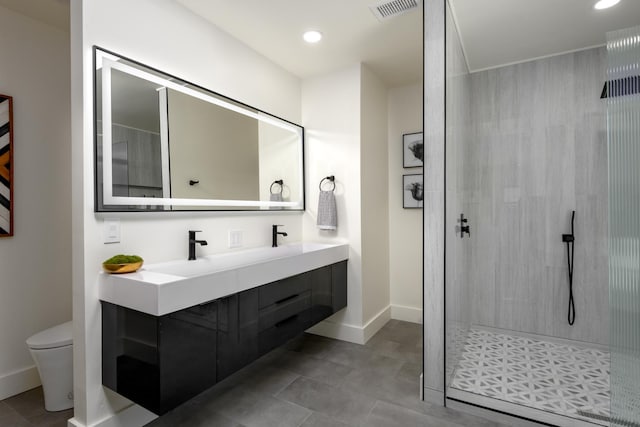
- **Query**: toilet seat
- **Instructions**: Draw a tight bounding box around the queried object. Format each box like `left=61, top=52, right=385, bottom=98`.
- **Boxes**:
left=26, top=321, right=72, bottom=350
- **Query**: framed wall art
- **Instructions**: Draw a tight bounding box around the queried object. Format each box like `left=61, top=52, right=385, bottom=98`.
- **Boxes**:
left=403, top=173, right=423, bottom=209
left=0, top=94, right=13, bottom=237
left=403, top=131, right=423, bottom=168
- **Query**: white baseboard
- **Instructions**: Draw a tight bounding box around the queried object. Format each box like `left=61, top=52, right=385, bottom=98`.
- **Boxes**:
left=390, top=304, right=422, bottom=324
left=0, top=365, right=41, bottom=401
left=67, top=403, right=157, bottom=427
left=362, top=305, right=391, bottom=343
left=307, top=305, right=391, bottom=345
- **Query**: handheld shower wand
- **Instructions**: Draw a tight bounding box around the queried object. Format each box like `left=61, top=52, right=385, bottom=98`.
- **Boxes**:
left=562, top=210, right=576, bottom=325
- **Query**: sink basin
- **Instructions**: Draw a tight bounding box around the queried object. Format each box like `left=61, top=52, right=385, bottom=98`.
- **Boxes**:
left=98, top=242, right=349, bottom=316
left=145, top=242, right=338, bottom=278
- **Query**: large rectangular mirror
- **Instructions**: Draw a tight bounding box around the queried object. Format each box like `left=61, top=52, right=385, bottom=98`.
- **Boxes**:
left=94, top=47, right=305, bottom=211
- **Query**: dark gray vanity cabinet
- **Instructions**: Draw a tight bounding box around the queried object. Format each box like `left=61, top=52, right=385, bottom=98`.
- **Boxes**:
left=102, top=260, right=347, bottom=415
left=216, top=288, right=259, bottom=381
left=102, top=300, right=218, bottom=415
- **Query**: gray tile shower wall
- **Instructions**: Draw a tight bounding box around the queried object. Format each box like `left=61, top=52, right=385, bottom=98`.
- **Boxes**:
left=465, top=47, right=608, bottom=345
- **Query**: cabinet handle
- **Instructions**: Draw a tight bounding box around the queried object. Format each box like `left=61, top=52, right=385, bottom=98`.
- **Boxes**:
left=274, top=294, right=299, bottom=305
left=275, top=314, right=298, bottom=328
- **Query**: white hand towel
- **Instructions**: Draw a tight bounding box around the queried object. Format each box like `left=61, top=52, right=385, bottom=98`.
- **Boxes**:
left=269, top=192, right=283, bottom=210
left=317, top=190, right=337, bottom=230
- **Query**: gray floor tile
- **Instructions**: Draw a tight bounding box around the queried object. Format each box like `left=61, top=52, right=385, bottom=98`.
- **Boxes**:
left=276, top=377, right=377, bottom=425
left=359, top=353, right=404, bottom=376
left=1, top=387, right=74, bottom=427
left=396, top=361, right=422, bottom=384
left=0, top=402, right=31, bottom=427
left=373, top=341, right=422, bottom=364
left=284, top=334, right=340, bottom=358
left=362, top=400, right=463, bottom=427
left=0, top=401, right=18, bottom=418
left=322, top=343, right=373, bottom=369
left=209, top=386, right=311, bottom=427
left=300, top=411, right=353, bottom=427
left=3, top=387, right=48, bottom=420
left=277, top=350, right=353, bottom=387
left=364, top=334, right=401, bottom=351
left=147, top=392, right=244, bottom=427
left=238, top=365, right=300, bottom=395
left=341, top=366, right=425, bottom=413
left=417, top=403, right=508, bottom=427
left=375, top=321, right=422, bottom=347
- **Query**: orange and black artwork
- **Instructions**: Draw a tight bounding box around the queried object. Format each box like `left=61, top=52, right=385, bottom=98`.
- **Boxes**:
left=0, top=94, right=13, bottom=237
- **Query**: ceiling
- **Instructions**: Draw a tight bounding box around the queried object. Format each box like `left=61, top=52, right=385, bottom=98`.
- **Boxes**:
left=2, top=0, right=639, bottom=83
left=451, top=0, right=640, bottom=72
left=176, top=0, right=423, bottom=88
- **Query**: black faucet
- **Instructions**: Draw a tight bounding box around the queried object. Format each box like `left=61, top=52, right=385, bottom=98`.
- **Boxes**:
left=272, top=225, right=288, bottom=248
left=188, top=230, right=208, bottom=260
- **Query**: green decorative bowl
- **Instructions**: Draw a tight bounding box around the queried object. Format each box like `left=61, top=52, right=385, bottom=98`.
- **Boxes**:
left=102, top=261, right=143, bottom=274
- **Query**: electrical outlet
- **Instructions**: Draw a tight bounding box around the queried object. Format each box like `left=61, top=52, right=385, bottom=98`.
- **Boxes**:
left=104, top=219, right=120, bottom=244
left=228, top=230, right=243, bottom=248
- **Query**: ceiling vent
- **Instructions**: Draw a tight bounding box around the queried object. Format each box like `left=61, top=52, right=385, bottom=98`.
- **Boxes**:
left=369, top=0, right=420, bottom=22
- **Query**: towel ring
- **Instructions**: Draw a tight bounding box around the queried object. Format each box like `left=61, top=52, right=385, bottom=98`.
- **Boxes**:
left=270, top=179, right=283, bottom=194
left=319, top=175, right=335, bottom=192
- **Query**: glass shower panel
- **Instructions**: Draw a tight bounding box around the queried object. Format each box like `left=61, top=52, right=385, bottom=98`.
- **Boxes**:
left=444, top=0, right=471, bottom=389
left=608, top=25, right=640, bottom=427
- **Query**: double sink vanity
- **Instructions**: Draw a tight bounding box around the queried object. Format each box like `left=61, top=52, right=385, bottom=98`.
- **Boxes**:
left=93, top=46, right=346, bottom=415
left=99, top=242, right=348, bottom=414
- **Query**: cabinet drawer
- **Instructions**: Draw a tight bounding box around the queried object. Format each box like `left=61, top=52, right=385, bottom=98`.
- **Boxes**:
left=258, top=291, right=311, bottom=332
left=258, top=274, right=310, bottom=309
left=258, top=309, right=312, bottom=354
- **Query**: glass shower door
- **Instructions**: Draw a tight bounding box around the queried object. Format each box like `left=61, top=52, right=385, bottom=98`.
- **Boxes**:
left=607, top=25, right=640, bottom=427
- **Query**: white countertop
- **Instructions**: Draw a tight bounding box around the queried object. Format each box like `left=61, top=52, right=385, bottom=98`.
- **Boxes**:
left=98, top=242, right=349, bottom=316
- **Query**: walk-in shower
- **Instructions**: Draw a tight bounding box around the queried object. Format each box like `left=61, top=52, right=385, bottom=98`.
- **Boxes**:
left=442, top=1, right=640, bottom=426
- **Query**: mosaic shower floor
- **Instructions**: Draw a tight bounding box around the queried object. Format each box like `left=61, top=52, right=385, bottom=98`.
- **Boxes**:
left=450, top=328, right=610, bottom=425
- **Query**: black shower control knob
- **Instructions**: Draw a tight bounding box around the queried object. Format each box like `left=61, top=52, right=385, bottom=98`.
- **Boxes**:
left=459, top=213, right=471, bottom=238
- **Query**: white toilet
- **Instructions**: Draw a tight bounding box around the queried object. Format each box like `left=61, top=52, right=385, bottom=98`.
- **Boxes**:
left=26, top=321, right=74, bottom=411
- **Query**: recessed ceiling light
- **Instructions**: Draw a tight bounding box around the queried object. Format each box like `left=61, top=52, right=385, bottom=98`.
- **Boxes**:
left=303, top=30, right=323, bottom=44
left=594, top=0, right=621, bottom=10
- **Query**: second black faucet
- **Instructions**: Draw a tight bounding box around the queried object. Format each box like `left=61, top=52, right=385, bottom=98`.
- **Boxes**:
left=272, top=225, right=287, bottom=248
left=188, top=230, right=208, bottom=260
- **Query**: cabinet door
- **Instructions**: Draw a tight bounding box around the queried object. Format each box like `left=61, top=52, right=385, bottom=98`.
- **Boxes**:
left=310, top=266, right=333, bottom=324
left=332, top=261, right=348, bottom=312
left=102, top=302, right=162, bottom=413
left=258, top=272, right=311, bottom=309
left=157, top=301, right=217, bottom=414
left=258, top=274, right=312, bottom=355
left=217, top=289, right=259, bottom=381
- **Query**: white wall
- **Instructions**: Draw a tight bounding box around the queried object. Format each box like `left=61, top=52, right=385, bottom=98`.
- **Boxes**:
left=71, top=0, right=303, bottom=425
left=301, top=64, right=364, bottom=334
left=388, top=83, right=423, bottom=324
left=0, top=6, right=71, bottom=400
left=361, top=66, right=391, bottom=325
left=302, top=64, right=393, bottom=343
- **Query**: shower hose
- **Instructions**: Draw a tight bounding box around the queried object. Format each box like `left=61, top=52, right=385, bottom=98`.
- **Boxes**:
left=565, top=210, right=576, bottom=325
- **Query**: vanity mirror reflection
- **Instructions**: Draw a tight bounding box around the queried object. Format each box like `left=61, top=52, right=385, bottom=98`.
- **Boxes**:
left=94, top=47, right=304, bottom=211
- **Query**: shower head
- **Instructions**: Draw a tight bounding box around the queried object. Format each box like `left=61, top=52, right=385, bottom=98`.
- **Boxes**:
left=601, top=75, right=640, bottom=98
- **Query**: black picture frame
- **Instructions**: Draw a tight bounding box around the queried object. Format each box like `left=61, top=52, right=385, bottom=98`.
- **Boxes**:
left=403, top=174, right=423, bottom=209
left=403, top=132, right=423, bottom=168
